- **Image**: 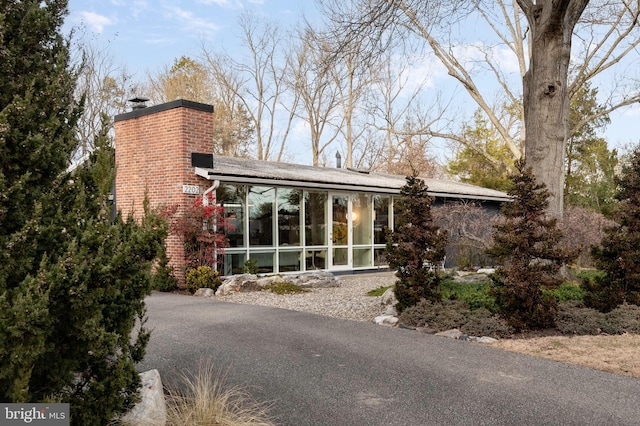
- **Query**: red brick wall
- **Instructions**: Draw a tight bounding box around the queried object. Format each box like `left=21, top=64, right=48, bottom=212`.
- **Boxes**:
left=114, top=100, right=215, bottom=284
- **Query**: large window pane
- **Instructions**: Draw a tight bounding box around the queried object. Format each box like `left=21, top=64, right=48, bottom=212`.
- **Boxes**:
left=249, top=186, right=275, bottom=246
left=332, top=195, right=349, bottom=245
left=249, top=251, right=274, bottom=274
left=217, top=184, right=246, bottom=248
left=277, top=188, right=301, bottom=246
left=353, top=194, right=372, bottom=245
left=304, top=191, right=327, bottom=246
left=354, top=248, right=372, bottom=267
left=279, top=250, right=302, bottom=272
left=222, top=251, right=246, bottom=276
left=305, top=249, right=327, bottom=270
left=374, top=195, right=390, bottom=244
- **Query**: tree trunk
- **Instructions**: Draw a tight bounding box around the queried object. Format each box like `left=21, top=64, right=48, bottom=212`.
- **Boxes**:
left=523, top=32, right=570, bottom=218
left=519, top=0, right=589, bottom=219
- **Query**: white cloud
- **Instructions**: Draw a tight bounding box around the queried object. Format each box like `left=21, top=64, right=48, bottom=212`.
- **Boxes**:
left=196, top=0, right=231, bottom=6
left=163, top=6, right=221, bottom=34
left=79, top=11, right=114, bottom=34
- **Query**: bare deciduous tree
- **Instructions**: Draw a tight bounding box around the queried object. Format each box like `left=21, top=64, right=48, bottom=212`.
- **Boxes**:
left=287, top=26, right=342, bottom=166
left=202, top=12, right=298, bottom=161
left=319, top=0, right=640, bottom=217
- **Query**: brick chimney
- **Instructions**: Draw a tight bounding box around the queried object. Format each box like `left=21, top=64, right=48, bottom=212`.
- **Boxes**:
left=114, top=99, right=215, bottom=283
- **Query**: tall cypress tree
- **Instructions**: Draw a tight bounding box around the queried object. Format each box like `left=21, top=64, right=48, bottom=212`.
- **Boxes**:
left=487, top=159, right=575, bottom=330
left=0, top=2, right=167, bottom=423
left=385, top=176, right=448, bottom=313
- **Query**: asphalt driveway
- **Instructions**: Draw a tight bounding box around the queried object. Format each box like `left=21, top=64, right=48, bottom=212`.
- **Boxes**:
left=140, top=292, right=640, bottom=425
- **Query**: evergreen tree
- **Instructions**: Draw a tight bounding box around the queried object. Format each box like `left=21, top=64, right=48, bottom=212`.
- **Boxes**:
left=585, top=146, right=640, bottom=312
left=487, top=159, right=575, bottom=330
left=447, top=109, right=515, bottom=192
left=0, top=3, right=166, bottom=423
left=565, top=83, right=617, bottom=217
left=385, top=176, right=448, bottom=313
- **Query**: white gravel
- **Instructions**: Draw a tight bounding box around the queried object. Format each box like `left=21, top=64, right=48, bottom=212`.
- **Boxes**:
left=216, top=272, right=397, bottom=322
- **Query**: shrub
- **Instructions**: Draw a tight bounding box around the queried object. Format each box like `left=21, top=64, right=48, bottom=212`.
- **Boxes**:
left=399, top=299, right=470, bottom=331
left=186, top=266, right=222, bottom=294
left=243, top=259, right=260, bottom=274
left=586, top=145, right=640, bottom=311
left=601, top=304, right=640, bottom=334
left=386, top=176, right=448, bottom=313
left=549, top=282, right=586, bottom=302
left=265, top=282, right=309, bottom=295
left=558, top=207, right=615, bottom=270
left=441, top=279, right=497, bottom=311
left=556, top=302, right=604, bottom=335
left=487, top=159, right=577, bottom=331
left=151, top=249, right=178, bottom=292
left=461, top=311, right=514, bottom=338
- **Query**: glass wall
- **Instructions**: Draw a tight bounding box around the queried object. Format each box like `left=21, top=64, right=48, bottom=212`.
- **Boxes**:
left=216, top=184, right=393, bottom=275
left=305, top=191, right=327, bottom=246
left=277, top=188, right=301, bottom=246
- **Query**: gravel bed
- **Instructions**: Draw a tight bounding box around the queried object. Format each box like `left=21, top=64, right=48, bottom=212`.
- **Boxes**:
left=216, top=272, right=397, bottom=322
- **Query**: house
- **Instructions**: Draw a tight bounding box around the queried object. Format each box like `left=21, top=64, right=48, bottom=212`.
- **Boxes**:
left=114, top=99, right=509, bottom=278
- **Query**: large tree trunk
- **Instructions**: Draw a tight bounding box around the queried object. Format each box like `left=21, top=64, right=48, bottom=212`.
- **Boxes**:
left=518, top=0, right=589, bottom=219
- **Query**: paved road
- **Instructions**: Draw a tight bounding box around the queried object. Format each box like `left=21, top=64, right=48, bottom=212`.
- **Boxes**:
left=140, top=293, right=640, bottom=425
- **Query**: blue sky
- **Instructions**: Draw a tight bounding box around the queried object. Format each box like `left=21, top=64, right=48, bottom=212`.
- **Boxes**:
left=66, top=0, right=312, bottom=79
left=66, top=0, right=639, bottom=163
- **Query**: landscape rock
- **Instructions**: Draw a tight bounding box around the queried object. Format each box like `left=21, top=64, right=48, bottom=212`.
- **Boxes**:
left=121, top=369, right=166, bottom=426
left=257, top=275, right=286, bottom=286
left=453, top=273, right=492, bottom=284
left=476, top=268, right=496, bottom=275
left=435, top=329, right=466, bottom=339
left=384, top=305, right=398, bottom=316
left=193, top=288, right=215, bottom=297
left=293, top=272, right=340, bottom=288
left=476, top=336, right=498, bottom=344
left=215, top=274, right=258, bottom=296
left=374, top=315, right=399, bottom=326
left=380, top=288, right=397, bottom=306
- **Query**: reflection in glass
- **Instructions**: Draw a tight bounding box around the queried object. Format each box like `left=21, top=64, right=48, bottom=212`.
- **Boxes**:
left=304, top=191, right=327, bottom=246
left=353, top=194, right=372, bottom=245
left=223, top=252, right=246, bottom=276
left=305, top=250, right=327, bottom=270
left=333, top=248, right=348, bottom=266
left=217, top=184, right=246, bottom=248
left=374, top=195, right=390, bottom=244
left=332, top=195, right=348, bottom=245
left=277, top=188, right=301, bottom=246
left=249, top=186, right=275, bottom=246
left=354, top=248, right=372, bottom=267
left=249, top=251, right=274, bottom=273
left=279, top=250, right=301, bottom=272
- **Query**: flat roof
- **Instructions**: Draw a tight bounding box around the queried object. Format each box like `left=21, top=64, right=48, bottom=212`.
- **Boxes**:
left=195, top=155, right=510, bottom=203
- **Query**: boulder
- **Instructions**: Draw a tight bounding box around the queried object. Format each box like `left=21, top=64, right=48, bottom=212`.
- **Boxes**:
left=215, top=274, right=258, bottom=296
left=292, top=272, right=340, bottom=289
left=476, top=336, right=498, bottom=344
left=380, top=288, right=397, bottom=306
left=453, top=273, right=492, bottom=284
left=193, top=288, right=215, bottom=297
left=435, top=329, right=466, bottom=340
left=477, top=268, right=496, bottom=275
left=121, top=369, right=166, bottom=426
left=374, top=315, right=399, bottom=326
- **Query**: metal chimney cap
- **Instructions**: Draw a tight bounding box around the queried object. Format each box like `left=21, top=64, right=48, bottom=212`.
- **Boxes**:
left=128, top=97, right=150, bottom=110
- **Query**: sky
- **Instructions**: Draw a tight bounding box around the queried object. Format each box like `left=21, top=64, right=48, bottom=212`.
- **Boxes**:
left=65, top=0, right=640, bottom=165
left=66, top=0, right=311, bottom=79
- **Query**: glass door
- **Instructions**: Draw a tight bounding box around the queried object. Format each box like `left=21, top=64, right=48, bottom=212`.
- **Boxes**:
left=329, top=193, right=351, bottom=270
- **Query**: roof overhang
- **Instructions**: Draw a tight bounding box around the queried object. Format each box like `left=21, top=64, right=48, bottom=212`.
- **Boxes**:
left=193, top=155, right=511, bottom=203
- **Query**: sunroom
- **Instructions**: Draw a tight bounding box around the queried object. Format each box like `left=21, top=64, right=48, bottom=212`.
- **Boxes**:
left=192, top=154, right=510, bottom=276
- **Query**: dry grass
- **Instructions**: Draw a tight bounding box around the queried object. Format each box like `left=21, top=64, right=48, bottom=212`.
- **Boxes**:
left=165, top=362, right=275, bottom=426
left=491, top=334, right=640, bottom=378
